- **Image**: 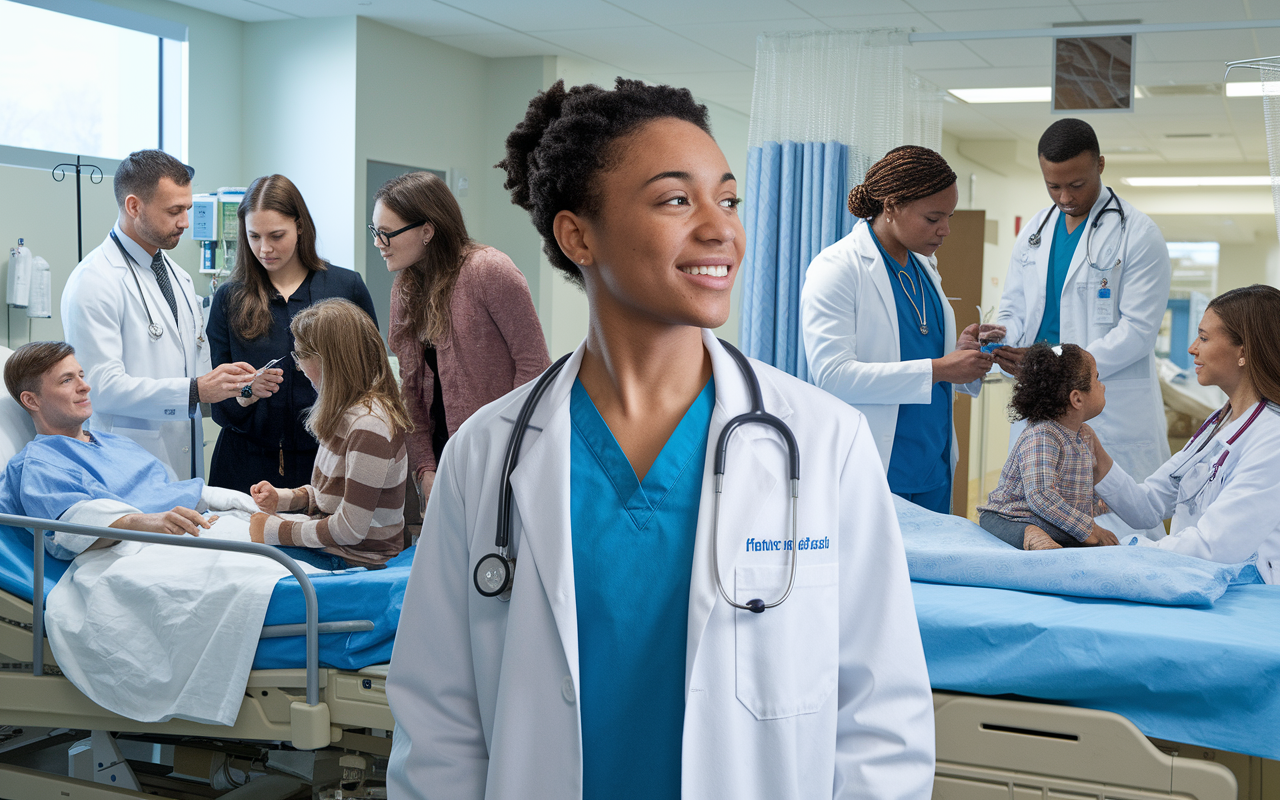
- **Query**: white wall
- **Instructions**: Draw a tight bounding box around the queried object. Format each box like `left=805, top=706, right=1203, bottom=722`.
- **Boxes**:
left=242, top=17, right=357, bottom=271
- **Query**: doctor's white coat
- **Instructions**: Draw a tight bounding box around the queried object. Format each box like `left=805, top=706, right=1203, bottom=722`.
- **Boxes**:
left=996, top=188, right=1172, bottom=483
left=1098, top=401, right=1280, bottom=584
left=801, top=219, right=980, bottom=475
left=61, top=232, right=210, bottom=480
left=386, top=332, right=935, bottom=800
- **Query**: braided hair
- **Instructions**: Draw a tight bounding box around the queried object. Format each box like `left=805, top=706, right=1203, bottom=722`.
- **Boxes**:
left=847, top=145, right=957, bottom=219
left=497, top=78, right=711, bottom=287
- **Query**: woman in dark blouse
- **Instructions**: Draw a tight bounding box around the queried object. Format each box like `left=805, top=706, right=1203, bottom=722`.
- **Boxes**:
left=207, top=174, right=377, bottom=493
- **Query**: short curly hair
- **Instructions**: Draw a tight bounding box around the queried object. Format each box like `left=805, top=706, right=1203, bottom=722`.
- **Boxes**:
left=497, top=78, right=711, bottom=287
left=1009, top=342, right=1094, bottom=423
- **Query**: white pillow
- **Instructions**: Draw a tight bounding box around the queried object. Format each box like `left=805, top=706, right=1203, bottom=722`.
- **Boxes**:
left=0, top=346, right=38, bottom=466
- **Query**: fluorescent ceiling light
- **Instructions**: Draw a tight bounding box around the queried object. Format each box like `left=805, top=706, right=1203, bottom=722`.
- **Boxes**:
left=1226, top=82, right=1268, bottom=97
left=1122, top=176, right=1271, bottom=187
left=949, top=86, right=1051, bottom=104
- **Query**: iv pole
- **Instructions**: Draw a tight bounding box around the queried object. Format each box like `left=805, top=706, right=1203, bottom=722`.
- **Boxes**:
left=51, top=155, right=104, bottom=262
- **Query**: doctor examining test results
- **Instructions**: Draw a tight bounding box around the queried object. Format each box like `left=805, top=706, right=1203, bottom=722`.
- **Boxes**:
left=61, top=150, right=260, bottom=480
left=994, top=119, right=1172, bottom=529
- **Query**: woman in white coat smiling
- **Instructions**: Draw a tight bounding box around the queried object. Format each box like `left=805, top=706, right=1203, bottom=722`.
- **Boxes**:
left=801, top=147, right=996, bottom=513
left=1087, top=285, right=1280, bottom=582
left=385, top=79, right=934, bottom=800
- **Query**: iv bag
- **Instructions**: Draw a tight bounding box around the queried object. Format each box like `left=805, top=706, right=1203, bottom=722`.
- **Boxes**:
left=7, top=240, right=31, bottom=307
left=25, top=257, right=51, bottom=318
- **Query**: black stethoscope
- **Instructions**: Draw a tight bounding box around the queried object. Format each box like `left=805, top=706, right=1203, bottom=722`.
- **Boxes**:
left=474, top=340, right=801, bottom=614
left=109, top=230, right=204, bottom=347
left=1027, top=188, right=1127, bottom=271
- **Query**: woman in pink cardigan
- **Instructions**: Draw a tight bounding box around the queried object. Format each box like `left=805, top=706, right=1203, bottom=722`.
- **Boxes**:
left=371, top=171, right=550, bottom=503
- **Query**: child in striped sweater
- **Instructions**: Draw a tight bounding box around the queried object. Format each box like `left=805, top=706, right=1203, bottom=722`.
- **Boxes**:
left=249, top=298, right=412, bottom=569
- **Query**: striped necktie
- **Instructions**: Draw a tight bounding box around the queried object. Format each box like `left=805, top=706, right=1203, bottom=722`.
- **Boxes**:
left=150, top=251, right=180, bottom=327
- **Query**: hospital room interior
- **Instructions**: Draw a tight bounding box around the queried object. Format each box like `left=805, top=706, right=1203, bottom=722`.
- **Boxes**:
left=2, top=0, right=1280, bottom=797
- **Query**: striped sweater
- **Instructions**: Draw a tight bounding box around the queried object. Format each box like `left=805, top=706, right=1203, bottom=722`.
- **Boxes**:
left=252, top=400, right=408, bottom=566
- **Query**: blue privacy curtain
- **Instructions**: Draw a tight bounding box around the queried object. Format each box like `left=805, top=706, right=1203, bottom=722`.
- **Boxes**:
left=740, top=140, right=856, bottom=380
left=739, top=29, right=942, bottom=378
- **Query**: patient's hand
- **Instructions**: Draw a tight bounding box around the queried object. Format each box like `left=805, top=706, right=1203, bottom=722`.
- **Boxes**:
left=250, top=480, right=289, bottom=514
left=112, top=507, right=216, bottom=537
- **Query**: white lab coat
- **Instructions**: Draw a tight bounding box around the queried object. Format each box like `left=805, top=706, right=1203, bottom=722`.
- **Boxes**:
left=1097, top=401, right=1280, bottom=584
left=996, top=188, right=1172, bottom=484
left=801, top=219, right=980, bottom=475
left=61, top=230, right=210, bottom=480
left=386, top=331, right=935, bottom=800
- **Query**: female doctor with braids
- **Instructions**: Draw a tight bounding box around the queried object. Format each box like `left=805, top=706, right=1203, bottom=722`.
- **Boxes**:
left=386, top=79, right=933, bottom=799
left=801, top=146, right=999, bottom=513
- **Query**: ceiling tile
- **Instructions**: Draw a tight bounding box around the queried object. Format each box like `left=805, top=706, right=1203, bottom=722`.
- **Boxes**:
left=165, top=0, right=297, bottom=21
left=908, top=0, right=1060, bottom=10
left=962, top=37, right=1052, bottom=68
left=1142, top=30, right=1259, bottom=63
left=438, top=0, right=648, bottom=31
left=787, top=0, right=917, bottom=16
left=924, top=6, right=1085, bottom=32
left=615, top=0, right=826, bottom=26
left=903, top=40, right=990, bottom=70
left=670, top=19, right=833, bottom=65
left=816, top=12, right=941, bottom=33
left=534, top=25, right=750, bottom=73
left=917, top=65, right=1053, bottom=89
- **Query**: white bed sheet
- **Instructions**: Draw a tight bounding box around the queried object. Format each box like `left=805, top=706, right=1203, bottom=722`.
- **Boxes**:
left=44, top=511, right=321, bottom=726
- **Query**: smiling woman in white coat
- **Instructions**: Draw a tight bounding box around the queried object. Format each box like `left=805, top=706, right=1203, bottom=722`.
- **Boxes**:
left=801, top=147, right=996, bottom=514
left=993, top=120, right=1172, bottom=493
left=1087, top=285, right=1280, bottom=582
left=385, top=79, right=934, bottom=800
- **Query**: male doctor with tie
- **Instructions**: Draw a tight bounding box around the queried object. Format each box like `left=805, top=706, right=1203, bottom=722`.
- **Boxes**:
left=62, top=150, right=263, bottom=480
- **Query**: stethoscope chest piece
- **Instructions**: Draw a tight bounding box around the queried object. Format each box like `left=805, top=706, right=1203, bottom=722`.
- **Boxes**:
left=148, top=323, right=163, bottom=341
left=1028, top=232, right=1042, bottom=248
left=474, top=553, right=514, bottom=599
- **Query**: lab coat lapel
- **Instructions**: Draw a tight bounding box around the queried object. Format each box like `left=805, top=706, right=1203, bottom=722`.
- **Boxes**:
left=852, top=221, right=900, bottom=345
left=1021, top=211, right=1054, bottom=346
left=685, top=332, right=786, bottom=678
left=108, top=234, right=186, bottom=357
left=919, top=256, right=959, bottom=351
left=508, top=345, right=586, bottom=683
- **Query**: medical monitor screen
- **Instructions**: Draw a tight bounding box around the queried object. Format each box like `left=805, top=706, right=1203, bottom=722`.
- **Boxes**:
left=1052, top=35, right=1135, bottom=113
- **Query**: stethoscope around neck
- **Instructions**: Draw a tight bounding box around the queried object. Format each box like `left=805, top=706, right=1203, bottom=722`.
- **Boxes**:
left=1174, top=400, right=1268, bottom=485
left=109, top=230, right=202, bottom=345
left=1026, top=188, right=1127, bottom=270
left=473, top=339, right=802, bottom=614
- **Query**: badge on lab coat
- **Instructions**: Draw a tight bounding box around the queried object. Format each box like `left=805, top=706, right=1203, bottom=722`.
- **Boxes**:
left=1094, top=276, right=1115, bottom=324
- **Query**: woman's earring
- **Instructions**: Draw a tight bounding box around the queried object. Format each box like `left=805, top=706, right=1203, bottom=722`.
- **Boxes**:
left=1239, top=358, right=1246, bottom=367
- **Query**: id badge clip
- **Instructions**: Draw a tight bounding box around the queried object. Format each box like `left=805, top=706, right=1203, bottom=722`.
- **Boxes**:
left=1094, top=276, right=1115, bottom=324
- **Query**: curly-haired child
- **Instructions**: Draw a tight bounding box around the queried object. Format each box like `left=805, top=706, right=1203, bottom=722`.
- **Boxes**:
left=977, top=342, right=1119, bottom=550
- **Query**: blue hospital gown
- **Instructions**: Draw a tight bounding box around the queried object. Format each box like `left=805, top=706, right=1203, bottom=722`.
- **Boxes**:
left=1, top=431, right=203, bottom=560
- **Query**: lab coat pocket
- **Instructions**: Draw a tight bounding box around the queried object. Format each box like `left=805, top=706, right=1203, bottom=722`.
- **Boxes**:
left=734, top=561, right=838, bottom=720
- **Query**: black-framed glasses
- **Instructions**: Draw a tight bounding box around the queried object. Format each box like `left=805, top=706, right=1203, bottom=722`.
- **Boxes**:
left=367, top=220, right=426, bottom=248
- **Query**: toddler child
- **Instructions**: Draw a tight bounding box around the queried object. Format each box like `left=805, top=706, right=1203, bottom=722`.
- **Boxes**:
left=978, top=342, right=1118, bottom=550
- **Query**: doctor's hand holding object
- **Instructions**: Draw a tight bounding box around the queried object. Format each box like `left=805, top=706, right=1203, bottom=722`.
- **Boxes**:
left=198, top=361, right=258, bottom=403
left=956, top=322, right=1006, bottom=351
left=933, top=347, right=995, bottom=384
left=234, top=367, right=284, bottom=407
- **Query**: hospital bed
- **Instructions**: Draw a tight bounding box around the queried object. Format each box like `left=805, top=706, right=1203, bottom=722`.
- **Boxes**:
left=0, top=512, right=404, bottom=799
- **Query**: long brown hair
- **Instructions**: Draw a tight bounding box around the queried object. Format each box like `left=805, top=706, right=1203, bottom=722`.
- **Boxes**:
left=228, top=174, right=327, bottom=340
left=1205, top=284, right=1280, bottom=404
left=375, top=172, right=472, bottom=345
left=291, top=299, right=412, bottom=444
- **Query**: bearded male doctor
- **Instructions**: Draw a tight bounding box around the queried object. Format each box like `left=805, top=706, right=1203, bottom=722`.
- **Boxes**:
left=61, top=150, right=270, bottom=480
left=993, top=119, right=1172, bottom=517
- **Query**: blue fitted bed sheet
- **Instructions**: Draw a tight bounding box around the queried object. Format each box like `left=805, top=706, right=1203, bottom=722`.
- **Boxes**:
left=914, top=580, right=1280, bottom=760
left=0, top=522, right=411, bottom=671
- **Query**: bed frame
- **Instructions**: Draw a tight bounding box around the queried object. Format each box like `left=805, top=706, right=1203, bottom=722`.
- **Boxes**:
left=0, top=513, right=394, bottom=799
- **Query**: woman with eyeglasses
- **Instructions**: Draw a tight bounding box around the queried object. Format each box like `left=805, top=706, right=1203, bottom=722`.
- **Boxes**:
left=371, top=171, right=549, bottom=506
left=207, top=174, right=377, bottom=494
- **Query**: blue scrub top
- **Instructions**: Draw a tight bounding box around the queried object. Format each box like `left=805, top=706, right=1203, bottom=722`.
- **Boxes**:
left=570, top=377, right=715, bottom=800
left=869, top=227, right=951, bottom=495
left=1033, top=211, right=1085, bottom=345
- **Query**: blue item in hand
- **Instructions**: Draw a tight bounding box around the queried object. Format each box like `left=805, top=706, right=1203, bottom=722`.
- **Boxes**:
left=980, top=342, right=1006, bottom=354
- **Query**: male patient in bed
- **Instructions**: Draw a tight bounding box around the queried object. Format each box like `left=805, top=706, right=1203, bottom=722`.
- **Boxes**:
left=1, top=341, right=255, bottom=560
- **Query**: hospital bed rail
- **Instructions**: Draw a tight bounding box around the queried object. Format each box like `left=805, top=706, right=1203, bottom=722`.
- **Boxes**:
left=0, top=512, right=374, bottom=714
